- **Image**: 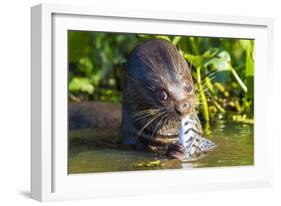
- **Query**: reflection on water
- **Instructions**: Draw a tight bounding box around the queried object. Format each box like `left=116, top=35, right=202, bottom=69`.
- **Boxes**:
left=68, top=120, right=254, bottom=174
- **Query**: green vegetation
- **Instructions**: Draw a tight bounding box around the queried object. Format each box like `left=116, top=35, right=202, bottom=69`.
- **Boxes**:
left=68, top=31, right=254, bottom=124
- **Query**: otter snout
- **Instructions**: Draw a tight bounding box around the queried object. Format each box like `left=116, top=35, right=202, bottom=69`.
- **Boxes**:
left=175, top=101, right=191, bottom=116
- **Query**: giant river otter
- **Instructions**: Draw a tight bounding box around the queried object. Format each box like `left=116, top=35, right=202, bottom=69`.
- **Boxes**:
left=69, top=39, right=203, bottom=160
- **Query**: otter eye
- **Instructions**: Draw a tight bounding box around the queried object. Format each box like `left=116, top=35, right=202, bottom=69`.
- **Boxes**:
left=157, top=90, right=168, bottom=101
left=185, top=84, right=193, bottom=93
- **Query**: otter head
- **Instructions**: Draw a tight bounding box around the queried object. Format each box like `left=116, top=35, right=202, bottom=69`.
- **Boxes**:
left=121, top=39, right=198, bottom=147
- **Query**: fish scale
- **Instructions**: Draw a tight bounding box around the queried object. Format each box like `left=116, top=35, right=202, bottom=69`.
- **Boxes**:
left=179, top=115, right=215, bottom=160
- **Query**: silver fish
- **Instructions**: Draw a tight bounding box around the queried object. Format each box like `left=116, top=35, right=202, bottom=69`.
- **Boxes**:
left=179, top=114, right=215, bottom=160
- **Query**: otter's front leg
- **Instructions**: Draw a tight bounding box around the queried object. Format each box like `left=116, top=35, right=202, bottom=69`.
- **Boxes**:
left=167, top=143, right=185, bottom=160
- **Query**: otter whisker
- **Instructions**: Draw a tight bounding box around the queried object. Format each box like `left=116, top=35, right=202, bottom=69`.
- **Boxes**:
left=150, top=112, right=170, bottom=139
left=184, top=60, right=194, bottom=78
left=130, top=108, right=163, bottom=121
left=133, top=112, right=159, bottom=122
left=143, top=54, right=163, bottom=75
left=161, top=113, right=170, bottom=132
left=132, top=108, right=160, bottom=116
left=133, top=114, right=153, bottom=122
left=126, top=73, right=140, bottom=84
left=132, top=114, right=155, bottom=122
left=166, top=117, right=175, bottom=136
left=136, top=111, right=165, bottom=137
left=194, top=86, right=211, bottom=98
left=167, top=46, right=179, bottom=73
left=163, top=113, right=172, bottom=130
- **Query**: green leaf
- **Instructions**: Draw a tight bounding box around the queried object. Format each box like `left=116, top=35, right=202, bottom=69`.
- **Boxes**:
left=239, top=40, right=253, bottom=52
left=155, top=35, right=171, bottom=41
left=185, top=48, right=222, bottom=69
left=204, top=58, right=231, bottom=71
left=204, top=76, right=216, bottom=95
left=217, top=50, right=231, bottom=62
left=184, top=53, right=204, bottom=68
left=78, top=57, right=93, bottom=77
left=203, top=50, right=248, bottom=92
left=245, top=57, right=254, bottom=98
left=202, top=48, right=220, bottom=58
left=172, top=36, right=181, bottom=46
left=68, top=31, right=92, bottom=62
left=69, top=77, right=95, bottom=94
left=196, top=67, right=209, bottom=121
left=245, top=51, right=254, bottom=77
left=204, top=50, right=231, bottom=71
left=242, top=40, right=254, bottom=98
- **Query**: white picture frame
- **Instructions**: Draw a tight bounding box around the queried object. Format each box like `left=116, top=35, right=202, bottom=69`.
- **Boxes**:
left=31, top=3, right=274, bottom=202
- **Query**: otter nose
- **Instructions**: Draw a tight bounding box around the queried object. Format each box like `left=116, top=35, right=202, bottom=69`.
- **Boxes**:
left=175, top=102, right=190, bottom=116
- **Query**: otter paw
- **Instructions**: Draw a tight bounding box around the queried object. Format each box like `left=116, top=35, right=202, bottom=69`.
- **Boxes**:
left=167, top=144, right=185, bottom=160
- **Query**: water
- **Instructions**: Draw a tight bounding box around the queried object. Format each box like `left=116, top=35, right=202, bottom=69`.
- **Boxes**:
left=68, top=120, right=254, bottom=174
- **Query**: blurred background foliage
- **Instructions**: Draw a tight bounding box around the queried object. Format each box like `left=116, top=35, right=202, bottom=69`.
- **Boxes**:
left=68, top=31, right=254, bottom=124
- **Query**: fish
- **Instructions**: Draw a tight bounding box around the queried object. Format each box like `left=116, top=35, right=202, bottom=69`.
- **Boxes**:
left=179, top=114, right=216, bottom=160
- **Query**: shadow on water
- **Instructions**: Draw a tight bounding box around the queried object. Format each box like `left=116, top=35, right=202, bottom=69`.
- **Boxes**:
left=68, top=120, right=254, bottom=174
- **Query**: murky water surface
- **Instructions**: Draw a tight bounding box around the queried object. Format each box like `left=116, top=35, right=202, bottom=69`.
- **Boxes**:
left=68, top=120, right=254, bottom=174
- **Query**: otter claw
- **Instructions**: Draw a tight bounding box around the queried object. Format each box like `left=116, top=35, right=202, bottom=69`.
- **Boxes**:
left=167, top=144, right=185, bottom=160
